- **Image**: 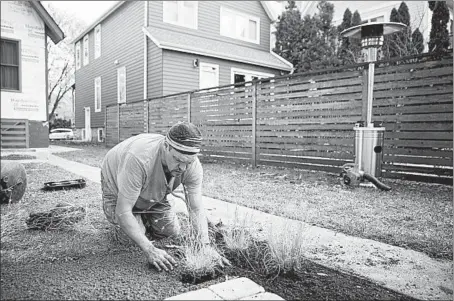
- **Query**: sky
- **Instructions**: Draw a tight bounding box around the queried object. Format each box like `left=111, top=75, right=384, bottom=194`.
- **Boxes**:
left=42, top=1, right=118, bottom=25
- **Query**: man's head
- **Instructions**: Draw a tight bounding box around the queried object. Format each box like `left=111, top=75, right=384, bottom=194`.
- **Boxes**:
left=163, top=122, right=202, bottom=176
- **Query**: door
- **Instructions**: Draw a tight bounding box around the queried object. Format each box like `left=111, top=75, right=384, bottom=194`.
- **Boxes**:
left=84, top=107, right=92, bottom=141
left=199, top=62, right=219, bottom=89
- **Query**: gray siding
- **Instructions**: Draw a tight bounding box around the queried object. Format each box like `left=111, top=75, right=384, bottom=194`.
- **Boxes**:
left=148, top=1, right=271, bottom=52
left=147, top=39, right=163, bottom=99
left=162, top=50, right=282, bottom=96
left=74, top=1, right=144, bottom=129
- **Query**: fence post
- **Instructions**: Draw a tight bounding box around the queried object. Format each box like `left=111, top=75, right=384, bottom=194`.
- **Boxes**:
left=187, top=92, right=192, bottom=123
left=252, top=81, right=257, bottom=168
left=117, top=103, right=120, bottom=144
left=144, top=99, right=149, bottom=133
left=146, top=100, right=150, bottom=133
left=361, top=67, right=368, bottom=122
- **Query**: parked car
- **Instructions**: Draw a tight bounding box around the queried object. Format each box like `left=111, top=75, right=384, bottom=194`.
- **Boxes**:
left=49, top=128, right=74, bottom=141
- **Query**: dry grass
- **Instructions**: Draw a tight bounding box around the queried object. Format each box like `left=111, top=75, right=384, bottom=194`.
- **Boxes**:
left=51, top=143, right=453, bottom=260
left=0, top=162, right=117, bottom=264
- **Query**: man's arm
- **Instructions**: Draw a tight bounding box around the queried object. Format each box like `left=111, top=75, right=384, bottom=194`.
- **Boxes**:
left=115, top=154, right=176, bottom=271
left=183, top=159, right=209, bottom=244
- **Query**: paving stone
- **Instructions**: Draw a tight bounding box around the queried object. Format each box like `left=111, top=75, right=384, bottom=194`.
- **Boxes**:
left=208, top=277, right=265, bottom=300
left=165, top=288, right=222, bottom=300
left=240, top=292, right=285, bottom=300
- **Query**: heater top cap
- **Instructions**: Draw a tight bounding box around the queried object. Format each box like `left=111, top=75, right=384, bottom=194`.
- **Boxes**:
left=341, top=22, right=407, bottom=39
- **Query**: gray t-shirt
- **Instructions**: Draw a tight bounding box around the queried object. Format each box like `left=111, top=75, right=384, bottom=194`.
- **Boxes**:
left=101, top=133, right=203, bottom=210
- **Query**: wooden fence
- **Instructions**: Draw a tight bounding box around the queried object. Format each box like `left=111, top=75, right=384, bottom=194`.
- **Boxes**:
left=106, top=51, right=453, bottom=184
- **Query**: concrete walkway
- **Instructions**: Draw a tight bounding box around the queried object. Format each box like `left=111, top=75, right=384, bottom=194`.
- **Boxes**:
left=4, top=148, right=452, bottom=301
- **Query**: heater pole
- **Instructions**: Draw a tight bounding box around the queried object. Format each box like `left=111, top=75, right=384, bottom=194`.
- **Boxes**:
left=366, top=47, right=378, bottom=127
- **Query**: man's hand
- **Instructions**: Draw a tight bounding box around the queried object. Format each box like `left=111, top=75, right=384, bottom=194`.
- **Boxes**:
left=146, top=244, right=177, bottom=272
left=203, top=244, right=231, bottom=268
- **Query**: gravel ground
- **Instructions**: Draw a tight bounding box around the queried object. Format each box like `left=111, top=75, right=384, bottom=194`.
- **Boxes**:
left=52, top=142, right=453, bottom=260
left=1, top=162, right=423, bottom=301
left=0, top=162, right=226, bottom=300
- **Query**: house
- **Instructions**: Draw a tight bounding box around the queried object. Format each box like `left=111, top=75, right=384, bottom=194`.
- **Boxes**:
left=0, top=1, right=64, bottom=148
left=71, top=1, right=293, bottom=142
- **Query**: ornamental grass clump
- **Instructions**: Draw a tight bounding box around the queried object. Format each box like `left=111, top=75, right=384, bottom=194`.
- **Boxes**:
left=177, top=214, right=225, bottom=284
left=263, top=223, right=308, bottom=278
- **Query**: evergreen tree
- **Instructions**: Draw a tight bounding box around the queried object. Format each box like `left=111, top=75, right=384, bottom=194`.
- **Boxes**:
left=337, top=8, right=353, bottom=65
left=383, top=2, right=424, bottom=58
left=274, top=0, right=340, bottom=72
left=273, top=1, right=303, bottom=68
left=411, top=28, right=424, bottom=54
left=428, top=1, right=450, bottom=53
left=350, top=10, right=363, bottom=62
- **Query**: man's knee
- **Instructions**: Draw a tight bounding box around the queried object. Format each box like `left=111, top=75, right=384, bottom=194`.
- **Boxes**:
left=153, top=218, right=181, bottom=238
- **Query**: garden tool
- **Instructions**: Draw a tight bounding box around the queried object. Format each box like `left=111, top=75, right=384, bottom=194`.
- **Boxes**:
left=340, top=163, right=391, bottom=191
left=0, top=161, right=27, bottom=204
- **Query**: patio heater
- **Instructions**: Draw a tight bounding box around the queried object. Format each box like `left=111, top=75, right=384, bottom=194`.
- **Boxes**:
left=340, top=22, right=406, bottom=190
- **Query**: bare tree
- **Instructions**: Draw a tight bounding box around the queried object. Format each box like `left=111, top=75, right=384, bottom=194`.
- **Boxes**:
left=44, top=3, right=86, bottom=121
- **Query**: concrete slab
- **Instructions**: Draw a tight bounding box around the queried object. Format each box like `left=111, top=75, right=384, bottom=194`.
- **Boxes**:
left=208, top=277, right=265, bottom=300
left=165, top=288, right=222, bottom=300
left=239, top=292, right=285, bottom=300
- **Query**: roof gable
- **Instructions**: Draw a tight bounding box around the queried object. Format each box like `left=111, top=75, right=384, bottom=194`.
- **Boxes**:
left=30, top=1, right=65, bottom=44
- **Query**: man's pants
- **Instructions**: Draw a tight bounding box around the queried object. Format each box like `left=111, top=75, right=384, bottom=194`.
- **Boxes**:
left=101, top=173, right=181, bottom=245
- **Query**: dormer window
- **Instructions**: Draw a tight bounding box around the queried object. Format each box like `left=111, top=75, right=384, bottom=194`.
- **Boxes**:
left=220, top=6, right=260, bottom=44
left=163, top=1, right=198, bottom=29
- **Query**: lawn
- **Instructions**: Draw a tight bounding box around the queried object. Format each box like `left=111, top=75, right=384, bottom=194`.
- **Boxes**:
left=51, top=141, right=453, bottom=260
left=1, top=162, right=419, bottom=300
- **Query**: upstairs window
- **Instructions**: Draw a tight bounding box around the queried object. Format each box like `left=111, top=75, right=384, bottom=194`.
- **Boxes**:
left=94, top=77, right=101, bottom=112
left=94, top=24, right=101, bottom=59
left=220, top=7, right=260, bottom=44
left=0, top=39, right=20, bottom=91
left=163, top=1, right=198, bottom=29
left=83, top=34, right=89, bottom=66
left=75, top=41, right=81, bottom=70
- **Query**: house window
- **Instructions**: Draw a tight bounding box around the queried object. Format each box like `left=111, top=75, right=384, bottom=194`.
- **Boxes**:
left=163, top=1, right=198, bottom=29
left=75, top=41, right=81, bottom=70
left=220, top=7, right=260, bottom=44
left=94, top=24, right=101, bottom=59
left=94, top=77, right=101, bottom=112
left=0, top=39, right=20, bottom=91
left=117, top=66, right=126, bottom=103
left=369, top=16, right=384, bottom=23
left=83, top=34, right=89, bottom=66
left=97, top=128, right=104, bottom=142
left=231, top=68, right=273, bottom=84
left=199, top=62, right=219, bottom=89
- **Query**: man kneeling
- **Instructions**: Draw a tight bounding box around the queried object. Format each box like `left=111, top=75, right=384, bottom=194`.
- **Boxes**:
left=100, top=121, right=228, bottom=271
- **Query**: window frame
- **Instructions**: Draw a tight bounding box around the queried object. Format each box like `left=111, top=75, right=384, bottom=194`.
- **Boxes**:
left=94, top=76, right=101, bottom=112
left=75, top=41, right=81, bottom=70
left=230, top=67, right=274, bottom=84
left=83, top=34, right=89, bottom=66
left=117, top=66, right=126, bottom=104
left=163, top=1, right=198, bottom=30
left=199, top=62, right=219, bottom=90
left=220, top=6, right=260, bottom=44
left=0, top=38, right=21, bottom=92
left=94, top=24, right=101, bottom=59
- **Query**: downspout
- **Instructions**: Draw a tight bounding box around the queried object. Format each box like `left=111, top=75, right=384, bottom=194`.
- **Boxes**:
left=143, top=1, right=149, bottom=133
left=44, top=28, right=49, bottom=147
left=143, top=1, right=148, bottom=100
